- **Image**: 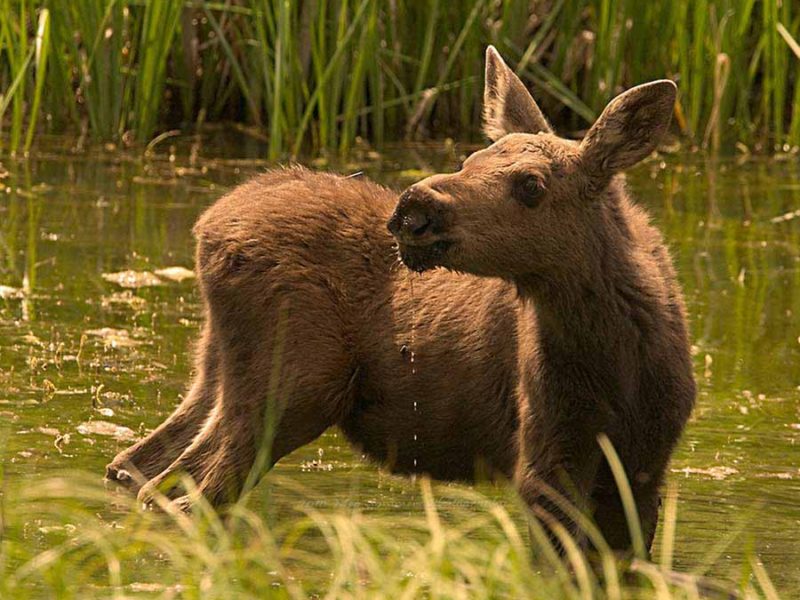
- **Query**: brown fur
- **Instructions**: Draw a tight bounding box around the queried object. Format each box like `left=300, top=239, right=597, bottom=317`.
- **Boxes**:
left=107, top=47, right=695, bottom=554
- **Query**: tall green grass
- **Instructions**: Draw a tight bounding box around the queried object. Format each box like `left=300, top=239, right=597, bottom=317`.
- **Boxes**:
left=1, top=1, right=800, bottom=157
left=0, top=0, right=49, bottom=155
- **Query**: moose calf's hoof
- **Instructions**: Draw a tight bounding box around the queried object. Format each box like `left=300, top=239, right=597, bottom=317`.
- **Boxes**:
left=105, top=462, right=137, bottom=487
left=136, top=479, right=167, bottom=509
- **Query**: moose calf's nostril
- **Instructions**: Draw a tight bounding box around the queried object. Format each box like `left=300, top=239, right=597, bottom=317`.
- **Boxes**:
left=388, top=186, right=437, bottom=240
left=404, top=210, right=430, bottom=236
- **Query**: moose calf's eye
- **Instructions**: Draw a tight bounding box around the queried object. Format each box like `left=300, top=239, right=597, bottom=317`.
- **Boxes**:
left=510, top=173, right=545, bottom=208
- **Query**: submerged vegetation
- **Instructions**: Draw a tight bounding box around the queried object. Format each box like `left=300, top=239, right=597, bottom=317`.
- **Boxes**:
left=1, top=0, right=800, bottom=157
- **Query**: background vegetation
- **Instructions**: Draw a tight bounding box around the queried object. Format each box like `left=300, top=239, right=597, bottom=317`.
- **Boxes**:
left=1, top=0, right=800, bottom=158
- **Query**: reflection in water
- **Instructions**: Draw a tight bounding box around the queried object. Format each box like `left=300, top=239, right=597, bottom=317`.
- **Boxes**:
left=0, top=147, right=798, bottom=592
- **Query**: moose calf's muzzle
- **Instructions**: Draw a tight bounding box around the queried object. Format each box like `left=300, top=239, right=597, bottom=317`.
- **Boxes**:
left=387, top=186, right=445, bottom=243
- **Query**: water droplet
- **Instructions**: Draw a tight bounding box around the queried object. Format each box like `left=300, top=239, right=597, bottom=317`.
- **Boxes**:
left=408, top=273, right=418, bottom=375
left=408, top=273, right=420, bottom=468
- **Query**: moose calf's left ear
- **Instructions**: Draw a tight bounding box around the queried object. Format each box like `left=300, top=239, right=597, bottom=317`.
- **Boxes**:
left=580, top=80, right=677, bottom=178
left=483, top=46, right=552, bottom=141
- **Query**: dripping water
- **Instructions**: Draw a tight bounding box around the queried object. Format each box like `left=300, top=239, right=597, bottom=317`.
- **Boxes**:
left=409, top=274, right=417, bottom=375
left=409, top=273, right=418, bottom=468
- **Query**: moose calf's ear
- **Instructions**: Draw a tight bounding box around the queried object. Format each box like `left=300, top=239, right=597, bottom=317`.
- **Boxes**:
left=482, top=46, right=552, bottom=141
left=580, top=80, right=677, bottom=179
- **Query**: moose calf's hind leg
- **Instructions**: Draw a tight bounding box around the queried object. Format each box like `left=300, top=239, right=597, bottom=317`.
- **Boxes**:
left=135, top=226, right=358, bottom=509
left=136, top=402, right=258, bottom=508
left=136, top=338, right=353, bottom=509
left=135, top=324, right=272, bottom=508
left=105, top=325, right=219, bottom=489
left=136, top=300, right=354, bottom=508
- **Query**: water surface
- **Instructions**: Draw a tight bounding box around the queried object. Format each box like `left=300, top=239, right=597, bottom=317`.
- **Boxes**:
left=1, top=140, right=798, bottom=592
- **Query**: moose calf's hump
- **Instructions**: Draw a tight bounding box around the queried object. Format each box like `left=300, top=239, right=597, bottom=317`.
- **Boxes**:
left=193, top=168, right=397, bottom=286
left=195, top=167, right=394, bottom=242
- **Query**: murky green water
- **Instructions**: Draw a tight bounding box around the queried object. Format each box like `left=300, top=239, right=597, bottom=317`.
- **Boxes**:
left=1, top=140, right=799, bottom=593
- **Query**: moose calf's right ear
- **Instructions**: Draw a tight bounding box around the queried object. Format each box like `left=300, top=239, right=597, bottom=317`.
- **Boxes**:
left=482, top=46, right=552, bottom=141
left=580, top=80, right=677, bottom=180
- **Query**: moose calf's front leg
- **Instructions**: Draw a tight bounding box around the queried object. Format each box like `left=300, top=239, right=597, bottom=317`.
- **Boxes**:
left=591, top=483, right=661, bottom=556
left=515, top=453, right=602, bottom=554
left=514, top=404, right=605, bottom=553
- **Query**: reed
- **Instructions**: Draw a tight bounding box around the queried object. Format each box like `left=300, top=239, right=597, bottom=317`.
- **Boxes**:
left=1, top=1, right=799, bottom=155
left=132, top=1, right=182, bottom=143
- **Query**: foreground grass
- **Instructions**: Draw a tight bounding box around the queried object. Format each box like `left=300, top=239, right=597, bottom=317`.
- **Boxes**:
left=1, top=1, right=800, bottom=156
left=0, top=470, right=779, bottom=599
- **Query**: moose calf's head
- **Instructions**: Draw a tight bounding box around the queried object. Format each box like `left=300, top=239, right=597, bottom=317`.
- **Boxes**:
left=387, top=46, right=676, bottom=279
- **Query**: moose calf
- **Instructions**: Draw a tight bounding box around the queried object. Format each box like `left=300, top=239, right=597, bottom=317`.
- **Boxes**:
left=107, top=47, right=695, bottom=554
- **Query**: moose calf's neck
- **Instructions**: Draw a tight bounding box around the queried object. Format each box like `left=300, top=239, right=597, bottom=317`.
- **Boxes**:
left=515, top=180, right=677, bottom=414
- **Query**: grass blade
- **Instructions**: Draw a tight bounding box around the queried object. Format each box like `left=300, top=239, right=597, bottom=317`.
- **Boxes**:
left=597, top=433, right=647, bottom=560
left=23, top=7, right=50, bottom=153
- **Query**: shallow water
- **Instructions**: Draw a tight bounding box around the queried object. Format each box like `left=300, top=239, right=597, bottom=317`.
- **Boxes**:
left=1, top=140, right=799, bottom=592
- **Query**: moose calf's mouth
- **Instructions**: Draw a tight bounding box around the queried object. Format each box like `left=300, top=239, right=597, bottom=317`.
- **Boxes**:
left=398, top=240, right=452, bottom=273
